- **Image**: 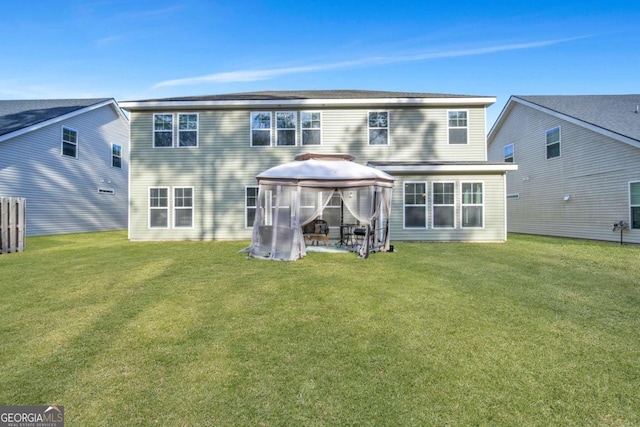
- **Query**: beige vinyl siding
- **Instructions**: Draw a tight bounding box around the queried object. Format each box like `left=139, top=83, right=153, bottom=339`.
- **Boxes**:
left=128, top=104, right=493, bottom=241
left=0, top=104, right=128, bottom=236
left=489, top=102, right=640, bottom=244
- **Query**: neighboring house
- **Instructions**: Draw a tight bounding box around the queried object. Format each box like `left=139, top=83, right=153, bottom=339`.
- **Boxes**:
left=0, top=99, right=129, bottom=236
left=487, top=95, right=640, bottom=244
left=120, top=90, right=516, bottom=242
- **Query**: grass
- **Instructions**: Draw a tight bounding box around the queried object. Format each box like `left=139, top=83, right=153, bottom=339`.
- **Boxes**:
left=0, top=231, right=639, bottom=426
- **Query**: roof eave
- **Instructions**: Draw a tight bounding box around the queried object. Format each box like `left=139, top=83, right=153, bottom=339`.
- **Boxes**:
left=0, top=99, right=126, bottom=143
left=371, top=163, right=518, bottom=173
left=120, top=96, right=496, bottom=111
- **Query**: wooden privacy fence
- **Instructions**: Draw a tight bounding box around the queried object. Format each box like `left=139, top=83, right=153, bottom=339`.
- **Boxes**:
left=0, top=197, right=26, bottom=254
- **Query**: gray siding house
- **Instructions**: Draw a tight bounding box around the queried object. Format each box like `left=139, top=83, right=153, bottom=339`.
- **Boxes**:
left=120, top=90, right=516, bottom=243
left=0, top=99, right=129, bottom=236
left=487, top=95, right=640, bottom=244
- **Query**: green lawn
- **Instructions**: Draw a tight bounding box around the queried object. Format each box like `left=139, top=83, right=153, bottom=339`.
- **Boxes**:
left=0, top=232, right=639, bottom=426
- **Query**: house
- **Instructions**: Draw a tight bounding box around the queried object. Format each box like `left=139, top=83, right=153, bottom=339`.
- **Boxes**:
left=487, top=95, right=640, bottom=244
left=0, top=98, right=129, bottom=236
left=119, top=90, right=516, bottom=243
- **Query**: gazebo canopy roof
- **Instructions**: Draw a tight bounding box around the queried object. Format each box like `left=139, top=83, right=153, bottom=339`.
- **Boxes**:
left=256, top=153, right=396, bottom=188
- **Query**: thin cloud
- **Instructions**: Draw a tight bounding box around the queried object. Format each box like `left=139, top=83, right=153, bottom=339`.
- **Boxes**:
left=153, top=37, right=585, bottom=88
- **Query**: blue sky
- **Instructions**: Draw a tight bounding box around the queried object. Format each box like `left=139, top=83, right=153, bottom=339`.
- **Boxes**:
left=1, top=1, right=639, bottom=127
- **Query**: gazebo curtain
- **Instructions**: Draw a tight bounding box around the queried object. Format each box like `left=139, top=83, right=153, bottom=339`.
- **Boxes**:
left=250, top=184, right=393, bottom=261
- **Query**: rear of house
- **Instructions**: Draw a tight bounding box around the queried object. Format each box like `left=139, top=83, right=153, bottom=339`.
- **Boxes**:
left=488, top=95, right=640, bottom=244
left=0, top=99, right=129, bottom=235
left=121, top=90, right=515, bottom=243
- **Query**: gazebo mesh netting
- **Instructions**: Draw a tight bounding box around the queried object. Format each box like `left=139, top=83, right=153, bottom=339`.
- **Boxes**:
left=249, top=153, right=395, bottom=261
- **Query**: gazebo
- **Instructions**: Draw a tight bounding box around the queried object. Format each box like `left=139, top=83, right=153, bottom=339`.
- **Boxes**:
left=248, top=153, right=396, bottom=261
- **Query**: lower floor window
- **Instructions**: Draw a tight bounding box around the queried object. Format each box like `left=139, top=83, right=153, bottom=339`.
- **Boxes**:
left=246, top=186, right=258, bottom=228
left=149, top=186, right=194, bottom=229
left=322, top=192, right=342, bottom=227
left=149, top=187, right=169, bottom=228
left=631, top=182, right=640, bottom=229
left=461, top=182, right=484, bottom=228
left=174, top=187, right=194, bottom=228
left=404, top=182, right=427, bottom=228
left=432, top=182, right=455, bottom=228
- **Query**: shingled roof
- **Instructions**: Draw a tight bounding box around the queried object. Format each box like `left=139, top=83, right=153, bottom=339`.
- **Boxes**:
left=0, top=98, right=111, bottom=138
left=129, top=89, right=486, bottom=103
left=508, top=95, right=640, bottom=142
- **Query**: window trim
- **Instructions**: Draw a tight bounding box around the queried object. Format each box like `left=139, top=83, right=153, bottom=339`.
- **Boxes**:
left=275, top=111, right=297, bottom=146
left=432, top=181, right=456, bottom=229
left=148, top=186, right=170, bottom=229
left=546, top=126, right=561, bottom=159
left=245, top=186, right=259, bottom=229
left=403, top=181, right=427, bottom=229
left=630, top=181, right=640, bottom=230
left=61, top=126, right=78, bottom=158
left=368, top=111, right=390, bottom=146
left=447, top=110, right=468, bottom=145
left=250, top=111, right=272, bottom=147
left=301, top=111, right=322, bottom=146
left=153, top=113, right=174, bottom=148
left=504, top=143, right=514, bottom=163
left=177, top=113, right=199, bottom=148
left=461, top=181, right=484, bottom=229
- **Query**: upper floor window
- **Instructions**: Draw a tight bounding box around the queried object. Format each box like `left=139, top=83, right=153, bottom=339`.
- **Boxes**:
left=448, top=111, right=468, bottom=144
left=251, top=112, right=271, bottom=147
left=301, top=112, right=322, bottom=145
left=154, top=114, right=173, bottom=147
left=631, top=182, right=640, bottom=229
left=546, top=126, right=561, bottom=159
left=112, top=144, right=122, bottom=168
left=276, top=112, right=297, bottom=146
left=62, top=127, right=78, bottom=158
left=461, top=182, right=483, bottom=228
left=432, top=182, right=455, bottom=228
left=178, top=113, right=198, bottom=147
left=504, top=144, right=514, bottom=163
left=404, top=182, right=427, bottom=228
left=368, top=111, right=389, bottom=145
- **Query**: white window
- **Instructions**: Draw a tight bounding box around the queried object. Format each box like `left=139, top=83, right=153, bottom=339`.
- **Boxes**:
left=461, top=182, right=484, bottom=228
left=322, top=192, right=342, bottom=227
left=301, top=111, right=322, bottom=145
left=448, top=110, right=468, bottom=144
left=112, top=143, right=122, bottom=168
left=62, top=127, right=78, bottom=158
left=174, top=187, right=194, bottom=228
left=178, top=113, right=198, bottom=147
left=368, top=111, right=389, bottom=145
left=154, top=114, right=173, bottom=147
left=504, top=144, right=514, bottom=163
left=246, top=186, right=258, bottom=228
left=631, top=182, right=640, bottom=229
left=251, top=112, right=271, bottom=146
left=404, top=182, right=427, bottom=228
left=276, top=111, right=297, bottom=146
left=149, top=187, right=169, bottom=228
left=546, top=126, right=561, bottom=159
left=432, top=182, right=456, bottom=228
